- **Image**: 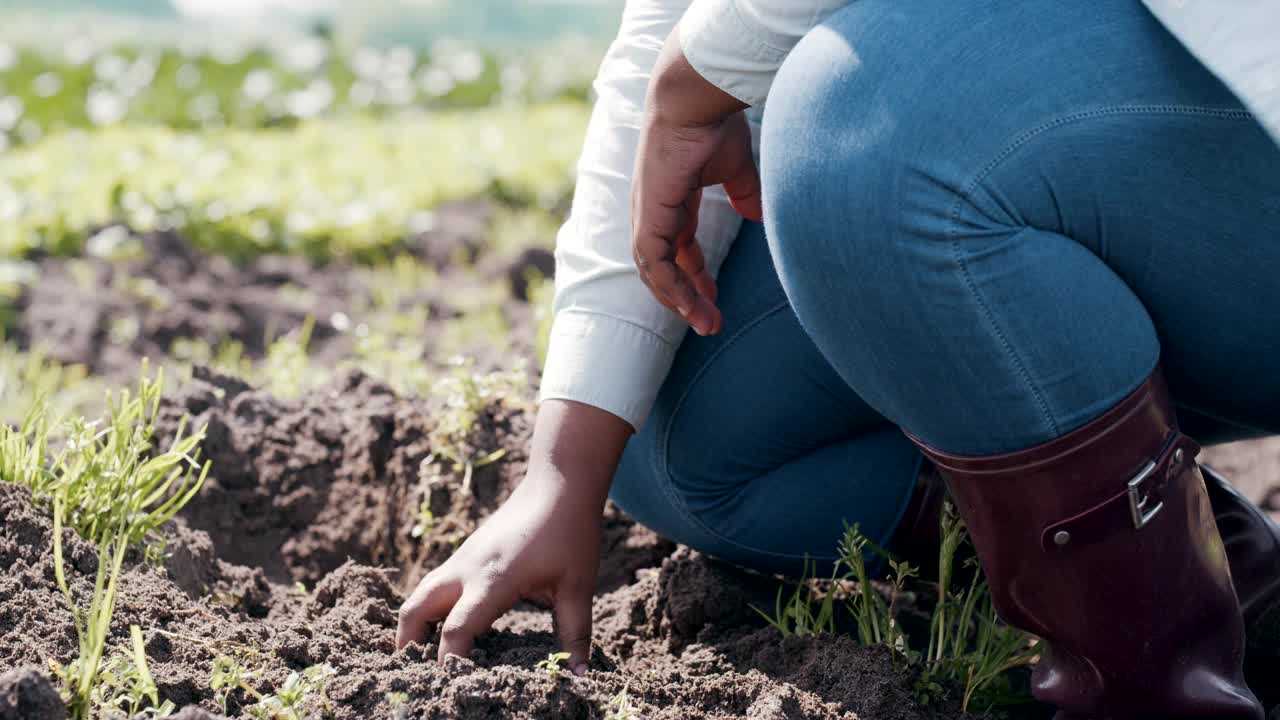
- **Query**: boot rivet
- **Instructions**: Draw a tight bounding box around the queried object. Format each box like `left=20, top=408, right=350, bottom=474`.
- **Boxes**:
left=1174, top=448, right=1184, bottom=464
left=1053, top=530, right=1071, bottom=546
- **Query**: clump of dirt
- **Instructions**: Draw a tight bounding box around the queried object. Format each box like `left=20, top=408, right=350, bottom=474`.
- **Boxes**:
left=0, top=668, right=64, bottom=720
left=0, top=478, right=957, bottom=720
left=152, top=366, right=673, bottom=595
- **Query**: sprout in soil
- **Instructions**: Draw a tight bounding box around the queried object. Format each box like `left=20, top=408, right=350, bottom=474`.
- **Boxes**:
left=606, top=684, right=639, bottom=720
left=534, top=652, right=572, bottom=680
left=2, top=365, right=210, bottom=720
left=385, top=691, right=410, bottom=720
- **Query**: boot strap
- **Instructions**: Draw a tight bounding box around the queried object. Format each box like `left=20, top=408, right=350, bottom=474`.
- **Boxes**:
left=1041, top=432, right=1201, bottom=552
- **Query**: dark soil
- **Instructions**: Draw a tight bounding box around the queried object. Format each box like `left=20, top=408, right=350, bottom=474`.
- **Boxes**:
left=0, top=462, right=947, bottom=720
left=10, top=198, right=544, bottom=383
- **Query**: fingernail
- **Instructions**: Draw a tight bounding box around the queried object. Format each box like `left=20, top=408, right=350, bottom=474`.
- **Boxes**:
left=573, top=664, right=588, bottom=677
left=676, top=303, right=691, bottom=317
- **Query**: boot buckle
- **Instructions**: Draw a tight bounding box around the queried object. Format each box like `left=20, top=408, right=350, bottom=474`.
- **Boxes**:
left=1126, top=460, right=1163, bottom=529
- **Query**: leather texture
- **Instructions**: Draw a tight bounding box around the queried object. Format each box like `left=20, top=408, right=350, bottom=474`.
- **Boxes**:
left=912, top=368, right=1263, bottom=719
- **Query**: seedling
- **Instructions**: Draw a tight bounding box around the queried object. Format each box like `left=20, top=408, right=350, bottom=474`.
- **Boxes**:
left=534, top=652, right=572, bottom=680
left=919, top=503, right=1039, bottom=712
left=80, top=626, right=175, bottom=719
left=212, top=656, right=336, bottom=720
left=210, top=654, right=258, bottom=716
left=751, top=558, right=836, bottom=639
left=605, top=684, right=640, bottom=720
left=752, top=507, right=1037, bottom=713
left=1, top=366, right=210, bottom=720
left=385, top=691, right=410, bottom=720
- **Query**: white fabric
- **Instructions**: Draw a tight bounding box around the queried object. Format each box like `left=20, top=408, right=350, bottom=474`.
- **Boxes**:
left=540, top=0, right=1280, bottom=431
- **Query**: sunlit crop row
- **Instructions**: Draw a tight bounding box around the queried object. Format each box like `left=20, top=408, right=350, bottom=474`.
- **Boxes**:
left=0, top=101, right=587, bottom=262
left=0, top=35, right=597, bottom=148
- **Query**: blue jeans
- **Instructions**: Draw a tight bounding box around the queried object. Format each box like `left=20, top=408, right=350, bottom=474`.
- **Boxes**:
left=611, top=220, right=922, bottom=578
left=762, top=0, right=1280, bottom=456
left=612, top=0, right=1280, bottom=578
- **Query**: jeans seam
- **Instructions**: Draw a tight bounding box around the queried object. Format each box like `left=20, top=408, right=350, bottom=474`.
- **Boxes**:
left=945, top=104, right=1257, bottom=442
left=655, top=299, right=843, bottom=563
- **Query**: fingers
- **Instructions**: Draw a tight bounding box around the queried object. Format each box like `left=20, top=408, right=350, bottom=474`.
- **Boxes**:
left=397, top=572, right=463, bottom=649
left=723, top=162, right=763, bottom=223
left=553, top=580, right=594, bottom=677
left=437, top=583, right=517, bottom=663
left=634, top=215, right=720, bottom=335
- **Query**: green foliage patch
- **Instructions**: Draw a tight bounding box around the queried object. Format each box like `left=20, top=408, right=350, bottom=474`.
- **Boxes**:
left=0, top=103, right=586, bottom=262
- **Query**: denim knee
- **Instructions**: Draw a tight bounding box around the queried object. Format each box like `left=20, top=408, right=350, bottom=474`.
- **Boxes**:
left=757, top=0, right=1192, bottom=440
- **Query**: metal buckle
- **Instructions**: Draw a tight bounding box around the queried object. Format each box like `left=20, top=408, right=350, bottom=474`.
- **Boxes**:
left=1126, top=460, right=1162, bottom=529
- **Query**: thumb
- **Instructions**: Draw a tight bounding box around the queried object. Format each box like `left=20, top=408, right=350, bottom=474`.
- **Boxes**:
left=553, top=581, right=594, bottom=676
left=722, top=161, right=763, bottom=223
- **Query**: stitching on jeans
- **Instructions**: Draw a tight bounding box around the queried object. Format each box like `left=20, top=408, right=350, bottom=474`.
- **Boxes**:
left=654, top=298, right=840, bottom=563
left=945, top=105, right=1256, bottom=439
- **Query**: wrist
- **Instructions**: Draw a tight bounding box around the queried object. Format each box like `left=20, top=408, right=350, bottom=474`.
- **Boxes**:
left=648, top=26, right=747, bottom=128
left=524, top=399, right=631, bottom=510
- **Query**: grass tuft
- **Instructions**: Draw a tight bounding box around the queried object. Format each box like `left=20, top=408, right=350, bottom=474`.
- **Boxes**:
left=753, top=503, right=1039, bottom=715
left=2, top=364, right=209, bottom=720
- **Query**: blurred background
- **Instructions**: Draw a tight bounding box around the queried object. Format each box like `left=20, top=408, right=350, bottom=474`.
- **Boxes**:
left=0, top=0, right=621, bottom=421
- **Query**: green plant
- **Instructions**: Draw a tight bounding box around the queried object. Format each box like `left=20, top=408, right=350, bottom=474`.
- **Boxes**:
left=752, top=507, right=1038, bottom=715
left=916, top=503, right=1039, bottom=713
left=534, top=651, right=572, bottom=680
left=384, top=691, right=410, bottom=720
left=836, top=526, right=916, bottom=653
left=605, top=684, right=640, bottom=720
left=751, top=559, right=836, bottom=639
left=209, top=654, right=256, bottom=715
left=77, top=626, right=176, bottom=719
left=427, top=357, right=526, bottom=478
left=0, top=105, right=586, bottom=262
left=3, top=367, right=212, bottom=720
left=211, top=655, right=336, bottom=720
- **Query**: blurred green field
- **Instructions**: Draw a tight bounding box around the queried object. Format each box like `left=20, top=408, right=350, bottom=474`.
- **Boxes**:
left=0, top=26, right=594, bottom=422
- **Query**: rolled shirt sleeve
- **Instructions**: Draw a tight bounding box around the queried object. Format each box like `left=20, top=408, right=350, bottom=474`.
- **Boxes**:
left=539, top=0, right=759, bottom=431
left=677, top=0, right=849, bottom=106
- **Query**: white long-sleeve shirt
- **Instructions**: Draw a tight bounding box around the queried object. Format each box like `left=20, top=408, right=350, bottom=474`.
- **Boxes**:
left=539, top=0, right=1280, bottom=432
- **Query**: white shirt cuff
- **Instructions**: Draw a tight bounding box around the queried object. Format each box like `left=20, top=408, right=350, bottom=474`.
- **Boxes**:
left=538, top=309, right=681, bottom=432
left=677, top=0, right=790, bottom=106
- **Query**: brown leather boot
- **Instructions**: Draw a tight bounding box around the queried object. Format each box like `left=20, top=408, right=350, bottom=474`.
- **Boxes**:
left=911, top=368, right=1263, bottom=719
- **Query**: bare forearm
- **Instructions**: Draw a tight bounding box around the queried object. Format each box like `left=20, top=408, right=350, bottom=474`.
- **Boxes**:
left=526, top=398, right=632, bottom=512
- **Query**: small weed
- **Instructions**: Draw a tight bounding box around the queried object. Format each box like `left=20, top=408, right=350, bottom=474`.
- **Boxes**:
left=209, top=654, right=256, bottom=715
left=1, top=366, right=210, bottom=720
left=410, top=500, right=436, bottom=539
left=96, top=626, right=175, bottom=718
left=751, top=559, right=835, bottom=639
left=605, top=684, right=640, bottom=720
left=427, top=357, right=525, bottom=477
left=385, top=691, right=410, bottom=720
left=753, top=505, right=1037, bottom=714
left=534, top=652, right=572, bottom=680
left=917, top=503, right=1039, bottom=713
left=211, top=655, right=336, bottom=720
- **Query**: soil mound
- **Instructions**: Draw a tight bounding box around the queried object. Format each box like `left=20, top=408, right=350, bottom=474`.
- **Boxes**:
left=0, top=476, right=956, bottom=720
left=0, top=668, right=65, bottom=720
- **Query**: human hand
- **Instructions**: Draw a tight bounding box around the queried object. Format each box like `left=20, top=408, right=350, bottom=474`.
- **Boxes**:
left=396, top=400, right=628, bottom=676
left=632, top=29, right=762, bottom=337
